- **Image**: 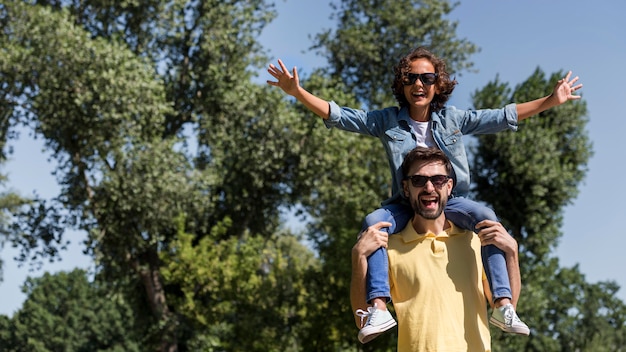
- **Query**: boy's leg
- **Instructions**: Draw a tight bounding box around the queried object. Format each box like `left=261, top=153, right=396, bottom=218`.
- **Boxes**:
left=357, top=202, right=411, bottom=343
left=445, top=197, right=512, bottom=299
left=445, top=197, right=530, bottom=335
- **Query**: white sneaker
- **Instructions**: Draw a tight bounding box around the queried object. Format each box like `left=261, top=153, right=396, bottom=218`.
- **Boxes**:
left=355, top=304, right=397, bottom=344
left=489, top=303, right=530, bottom=335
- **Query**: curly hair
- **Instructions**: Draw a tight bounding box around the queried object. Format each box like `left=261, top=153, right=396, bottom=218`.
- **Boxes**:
left=391, top=47, right=457, bottom=111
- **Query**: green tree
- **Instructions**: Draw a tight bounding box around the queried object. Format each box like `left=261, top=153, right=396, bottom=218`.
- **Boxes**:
left=313, top=0, right=478, bottom=109
left=0, top=269, right=140, bottom=352
left=0, top=45, right=32, bottom=278
left=0, top=0, right=316, bottom=350
left=159, top=217, right=320, bottom=351
left=471, top=70, right=626, bottom=351
left=0, top=173, right=30, bottom=280
left=3, top=0, right=621, bottom=350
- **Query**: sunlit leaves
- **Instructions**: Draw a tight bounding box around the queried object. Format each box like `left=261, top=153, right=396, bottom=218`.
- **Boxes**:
left=469, top=69, right=626, bottom=351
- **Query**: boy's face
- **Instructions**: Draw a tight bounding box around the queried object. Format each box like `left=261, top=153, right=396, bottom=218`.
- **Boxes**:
left=403, top=58, right=438, bottom=114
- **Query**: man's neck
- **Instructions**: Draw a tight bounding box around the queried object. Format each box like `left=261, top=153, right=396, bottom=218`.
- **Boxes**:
left=411, top=215, right=450, bottom=235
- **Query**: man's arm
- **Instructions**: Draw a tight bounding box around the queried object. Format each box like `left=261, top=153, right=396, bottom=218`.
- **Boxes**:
left=505, top=245, right=521, bottom=308
left=475, top=220, right=521, bottom=308
left=350, top=221, right=391, bottom=328
left=482, top=274, right=493, bottom=308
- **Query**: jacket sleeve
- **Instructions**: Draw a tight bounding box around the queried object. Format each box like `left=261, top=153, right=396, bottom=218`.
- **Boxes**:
left=454, top=103, right=519, bottom=135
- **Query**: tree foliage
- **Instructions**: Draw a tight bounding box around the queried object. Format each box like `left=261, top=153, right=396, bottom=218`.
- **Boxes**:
left=471, top=69, right=592, bottom=260
left=0, top=0, right=623, bottom=350
left=0, top=172, right=31, bottom=279
left=471, top=70, right=626, bottom=351
left=314, top=0, right=478, bottom=108
left=0, top=269, right=141, bottom=351
left=1, top=0, right=293, bottom=350
left=159, top=217, right=320, bottom=351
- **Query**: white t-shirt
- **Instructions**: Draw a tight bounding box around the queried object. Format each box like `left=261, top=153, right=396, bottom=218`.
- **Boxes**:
left=409, top=119, right=437, bottom=148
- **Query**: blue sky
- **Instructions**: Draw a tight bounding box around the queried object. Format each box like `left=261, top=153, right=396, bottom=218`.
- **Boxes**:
left=1, top=0, right=625, bottom=316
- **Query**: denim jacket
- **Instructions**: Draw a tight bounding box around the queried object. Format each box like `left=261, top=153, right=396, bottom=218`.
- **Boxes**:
left=324, top=101, right=519, bottom=204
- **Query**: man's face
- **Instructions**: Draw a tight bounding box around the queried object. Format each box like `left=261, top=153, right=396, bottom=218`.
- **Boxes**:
left=403, top=160, right=453, bottom=220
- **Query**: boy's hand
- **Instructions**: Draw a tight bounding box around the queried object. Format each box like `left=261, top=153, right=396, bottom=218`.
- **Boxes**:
left=267, top=59, right=300, bottom=96
left=552, top=70, right=583, bottom=104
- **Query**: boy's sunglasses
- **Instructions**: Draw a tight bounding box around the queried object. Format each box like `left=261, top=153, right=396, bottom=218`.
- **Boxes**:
left=402, top=72, right=438, bottom=86
left=406, top=174, right=450, bottom=188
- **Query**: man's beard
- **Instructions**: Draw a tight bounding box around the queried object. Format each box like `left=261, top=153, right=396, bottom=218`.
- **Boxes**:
left=412, top=193, right=447, bottom=219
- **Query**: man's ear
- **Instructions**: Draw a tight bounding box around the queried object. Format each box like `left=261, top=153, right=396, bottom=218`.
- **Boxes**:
left=402, top=180, right=410, bottom=198
left=446, top=178, right=453, bottom=197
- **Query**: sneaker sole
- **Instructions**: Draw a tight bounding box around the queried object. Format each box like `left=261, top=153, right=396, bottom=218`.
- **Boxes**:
left=489, top=317, right=530, bottom=335
left=358, top=320, right=398, bottom=343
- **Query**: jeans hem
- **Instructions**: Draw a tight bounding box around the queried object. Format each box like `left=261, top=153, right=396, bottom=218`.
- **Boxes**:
left=366, top=291, right=391, bottom=304
left=491, top=289, right=512, bottom=303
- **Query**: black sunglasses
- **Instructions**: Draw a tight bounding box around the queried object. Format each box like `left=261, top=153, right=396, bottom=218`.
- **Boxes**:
left=406, top=174, right=451, bottom=188
left=402, top=72, right=438, bottom=86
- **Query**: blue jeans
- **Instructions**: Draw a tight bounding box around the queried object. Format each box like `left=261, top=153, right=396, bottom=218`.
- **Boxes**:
left=363, top=197, right=512, bottom=303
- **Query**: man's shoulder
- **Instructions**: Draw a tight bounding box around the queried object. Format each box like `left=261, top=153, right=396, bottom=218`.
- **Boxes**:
left=446, top=221, right=475, bottom=236
left=446, top=222, right=482, bottom=250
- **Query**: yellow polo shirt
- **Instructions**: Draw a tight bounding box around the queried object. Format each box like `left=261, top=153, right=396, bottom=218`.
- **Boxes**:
left=388, top=221, right=491, bottom=352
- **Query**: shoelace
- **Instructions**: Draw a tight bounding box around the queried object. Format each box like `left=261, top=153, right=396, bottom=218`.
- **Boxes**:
left=355, top=306, right=376, bottom=328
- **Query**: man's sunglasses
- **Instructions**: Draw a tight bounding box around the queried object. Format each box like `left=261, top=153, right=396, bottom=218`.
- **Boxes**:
left=402, top=72, right=438, bottom=86
left=406, top=174, right=451, bottom=188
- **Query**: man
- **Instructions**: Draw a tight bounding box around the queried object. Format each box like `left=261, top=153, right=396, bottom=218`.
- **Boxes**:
left=351, top=147, right=522, bottom=351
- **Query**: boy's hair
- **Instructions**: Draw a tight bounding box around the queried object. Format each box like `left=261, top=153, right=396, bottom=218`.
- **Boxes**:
left=401, top=147, right=452, bottom=178
left=391, top=46, right=457, bottom=111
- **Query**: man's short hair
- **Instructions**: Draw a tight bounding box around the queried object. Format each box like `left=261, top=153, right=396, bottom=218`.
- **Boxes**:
left=401, top=147, right=453, bottom=178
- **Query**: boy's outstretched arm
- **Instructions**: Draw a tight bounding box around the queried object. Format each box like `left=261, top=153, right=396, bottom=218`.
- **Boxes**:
left=516, top=70, right=583, bottom=121
left=267, top=59, right=331, bottom=119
